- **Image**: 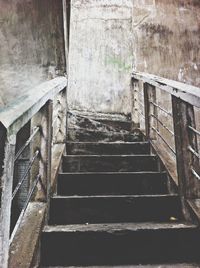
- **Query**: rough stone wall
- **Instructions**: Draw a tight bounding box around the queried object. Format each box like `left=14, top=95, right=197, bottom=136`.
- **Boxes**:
left=0, top=0, right=66, bottom=108
left=132, top=0, right=200, bottom=86
left=68, top=0, right=133, bottom=115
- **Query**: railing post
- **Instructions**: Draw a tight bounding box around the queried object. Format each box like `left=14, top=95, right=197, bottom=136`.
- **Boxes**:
left=0, top=131, right=16, bottom=268
left=52, top=88, right=67, bottom=144
left=30, top=100, right=53, bottom=203
left=172, top=96, right=199, bottom=218
left=131, top=78, right=140, bottom=129
left=143, top=83, right=157, bottom=140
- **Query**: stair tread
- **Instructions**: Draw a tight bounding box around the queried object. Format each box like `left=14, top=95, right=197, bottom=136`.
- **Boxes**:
left=64, top=154, right=156, bottom=157
left=44, top=222, right=196, bottom=233
left=41, top=264, right=200, bottom=268
left=59, top=171, right=166, bottom=175
left=66, top=141, right=149, bottom=144
left=52, top=194, right=178, bottom=199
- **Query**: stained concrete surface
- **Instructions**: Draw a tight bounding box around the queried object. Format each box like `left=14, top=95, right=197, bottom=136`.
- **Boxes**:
left=68, top=0, right=133, bottom=114
left=132, top=0, right=200, bottom=87
left=0, top=0, right=66, bottom=108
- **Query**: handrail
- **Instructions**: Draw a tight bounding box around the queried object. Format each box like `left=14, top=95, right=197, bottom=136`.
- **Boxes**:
left=0, top=76, right=67, bottom=268
left=0, top=76, right=67, bottom=134
left=132, top=71, right=200, bottom=108
left=132, top=71, right=200, bottom=221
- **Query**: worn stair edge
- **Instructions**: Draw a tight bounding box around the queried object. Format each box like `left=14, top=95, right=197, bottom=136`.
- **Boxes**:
left=58, top=171, right=166, bottom=175
left=40, top=264, right=200, bottom=268
left=41, top=222, right=200, bottom=266
left=63, top=154, right=156, bottom=157
left=44, top=222, right=197, bottom=233
left=52, top=194, right=178, bottom=199
left=57, top=172, right=168, bottom=195
left=49, top=194, right=183, bottom=224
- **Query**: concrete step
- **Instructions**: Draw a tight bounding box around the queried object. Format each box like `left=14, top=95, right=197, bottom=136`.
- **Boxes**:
left=67, top=128, right=142, bottom=142
left=40, top=222, right=200, bottom=266
left=62, top=155, right=158, bottom=173
left=57, top=172, right=169, bottom=196
left=67, top=111, right=130, bottom=133
left=49, top=195, right=182, bottom=225
left=66, top=142, right=150, bottom=155
left=41, top=265, right=200, bottom=268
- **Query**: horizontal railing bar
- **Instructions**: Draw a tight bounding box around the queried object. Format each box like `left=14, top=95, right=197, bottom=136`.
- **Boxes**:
left=188, top=146, right=200, bottom=159
left=12, top=150, right=40, bottom=200
left=191, top=168, right=200, bottom=181
left=132, top=71, right=200, bottom=108
left=10, top=174, right=42, bottom=243
left=150, top=101, right=173, bottom=117
left=14, top=127, right=40, bottom=162
left=150, top=114, right=174, bottom=136
left=188, top=126, right=200, bottom=137
left=152, top=127, right=176, bottom=154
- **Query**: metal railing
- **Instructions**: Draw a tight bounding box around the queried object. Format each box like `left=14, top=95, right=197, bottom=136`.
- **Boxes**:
left=132, top=72, right=200, bottom=206
left=0, top=77, right=67, bottom=267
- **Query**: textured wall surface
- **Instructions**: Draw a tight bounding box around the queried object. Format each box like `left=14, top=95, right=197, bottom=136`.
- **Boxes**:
left=0, top=0, right=66, bottom=108
left=132, top=0, right=200, bottom=86
left=68, top=0, right=133, bottom=115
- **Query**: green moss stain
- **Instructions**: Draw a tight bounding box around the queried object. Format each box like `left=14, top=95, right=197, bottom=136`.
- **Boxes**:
left=105, top=56, right=132, bottom=72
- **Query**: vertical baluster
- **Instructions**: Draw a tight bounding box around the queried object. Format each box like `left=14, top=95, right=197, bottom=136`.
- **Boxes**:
left=143, top=83, right=157, bottom=140
left=131, top=78, right=140, bottom=129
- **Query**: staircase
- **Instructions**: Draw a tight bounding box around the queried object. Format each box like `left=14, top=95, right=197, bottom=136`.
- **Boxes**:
left=40, top=114, right=200, bottom=267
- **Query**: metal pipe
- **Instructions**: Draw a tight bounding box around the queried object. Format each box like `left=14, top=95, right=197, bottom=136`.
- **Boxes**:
left=10, top=174, right=41, bottom=243
left=152, top=127, right=176, bottom=154
left=188, top=126, right=200, bottom=137
left=150, top=114, right=174, bottom=136
left=191, top=168, right=200, bottom=181
left=188, top=146, right=200, bottom=159
left=150, top=101, right=173, bottom=117
left=12, top=150, right=40, bottom=200
left=14, top=127, right=40, bottom=162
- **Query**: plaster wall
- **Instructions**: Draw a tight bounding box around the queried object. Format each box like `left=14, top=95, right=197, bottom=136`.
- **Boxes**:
left=0, top=0, right=66, bottom=108
left=68, top=0, right=133, bottom=115
left=132, top=0, right=200, bottom=86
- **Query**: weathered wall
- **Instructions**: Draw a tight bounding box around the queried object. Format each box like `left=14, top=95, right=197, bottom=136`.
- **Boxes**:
left=132, top=0, right=200, bottom=86
left=0, top=0, right=66, bottom=108
left=68, top=0, right=133, bottom=115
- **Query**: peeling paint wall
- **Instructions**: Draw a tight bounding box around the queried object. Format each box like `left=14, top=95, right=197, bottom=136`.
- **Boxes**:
left=68, top=0, right=133, bottom=115
left=132, top=0, right=200, bottom=86
left=0, top=0, right=66, bottom=108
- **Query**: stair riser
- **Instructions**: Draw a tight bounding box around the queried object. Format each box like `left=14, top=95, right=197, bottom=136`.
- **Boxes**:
left=66, top=142, right=150, bottom=155
left=62, top=156, right=158, bottom=173
left=49, top=196, right=182, bottom=225
left=41, top=228, right=200, bottom=266
left=95, top=119, right=132, bottom=131
left=57, top=173, right=168, bottom=195
left=67, top=129, right=141, bottom=142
